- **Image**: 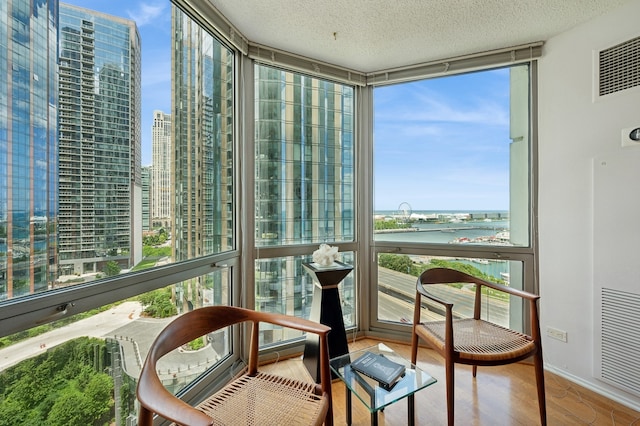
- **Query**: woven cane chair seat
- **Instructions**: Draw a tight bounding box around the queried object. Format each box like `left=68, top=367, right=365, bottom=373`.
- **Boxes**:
left=416, top=318, right=536, bottom=363
left=186, top=371, right=327, bottom=425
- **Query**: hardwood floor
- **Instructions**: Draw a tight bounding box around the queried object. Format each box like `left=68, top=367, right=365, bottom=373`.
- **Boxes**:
left=261, top=338, right=640, bottom=425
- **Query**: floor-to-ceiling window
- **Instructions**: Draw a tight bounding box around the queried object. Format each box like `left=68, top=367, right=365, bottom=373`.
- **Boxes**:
left=252, top=64, right=357, bottom=346
left=0, top=2, right=238, bottom=424
left=371, top=64, right=536, bottom=333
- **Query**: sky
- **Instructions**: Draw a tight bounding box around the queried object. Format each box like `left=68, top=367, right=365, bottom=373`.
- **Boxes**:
left=60, top=1, right=515, bottom=212
left=373, top=69, right=513, bottom=211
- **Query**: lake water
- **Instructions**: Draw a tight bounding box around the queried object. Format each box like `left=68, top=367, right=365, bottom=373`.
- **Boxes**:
left=374, top=211, right=511, bottom=279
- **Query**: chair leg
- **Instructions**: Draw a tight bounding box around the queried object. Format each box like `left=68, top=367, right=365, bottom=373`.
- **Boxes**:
left=138, top=407, right=153, bottom=426
left=446, top=359, right=454, bottom=426
left=534, top=350, right=547, bottom=426
left=410, top=332, right=419, bottom=364
left=472, top=365, right=477, bottom=377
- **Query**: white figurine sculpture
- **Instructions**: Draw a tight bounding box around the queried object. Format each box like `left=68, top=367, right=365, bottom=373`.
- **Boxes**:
left=312, top=243, right=339, bottom=267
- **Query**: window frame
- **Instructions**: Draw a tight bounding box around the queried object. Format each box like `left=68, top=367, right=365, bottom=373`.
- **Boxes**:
left=363, top=62, right=539, bottom=337
left=0, top=0, right=245, bottom=413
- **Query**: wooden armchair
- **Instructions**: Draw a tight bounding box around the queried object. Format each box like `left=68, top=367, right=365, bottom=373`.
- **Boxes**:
left=410, top=267, right=546, bottom=425
left=137, top=306, right=333, bottom=426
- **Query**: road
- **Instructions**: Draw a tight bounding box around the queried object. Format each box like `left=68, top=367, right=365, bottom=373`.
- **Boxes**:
left=0, top=301, right=219, bottom=387
left=377, top=267, right=509, bottom=325
left=0, top=301, right=142, bottom=371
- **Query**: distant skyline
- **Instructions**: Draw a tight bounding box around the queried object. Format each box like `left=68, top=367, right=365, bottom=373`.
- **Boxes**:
left=60, top=1, right=513, bottom=212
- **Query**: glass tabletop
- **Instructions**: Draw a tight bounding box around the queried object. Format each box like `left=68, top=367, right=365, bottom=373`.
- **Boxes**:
left=330, top=342, right=437, bottom=413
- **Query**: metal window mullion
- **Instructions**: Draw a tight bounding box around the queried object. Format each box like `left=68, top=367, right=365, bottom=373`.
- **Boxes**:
left=0, top=254, right=236, bottom=339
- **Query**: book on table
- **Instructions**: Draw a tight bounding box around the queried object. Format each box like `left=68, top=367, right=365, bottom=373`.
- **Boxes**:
left=350, top=351, right=406, bottom=389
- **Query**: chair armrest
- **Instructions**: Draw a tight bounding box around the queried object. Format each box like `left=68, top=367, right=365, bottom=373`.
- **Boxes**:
left=253, top=311, right=331, bottom=336
left=480, top=280, right=540, bottom=301
left=137, top=363, right=213, bottom=426
left=416, top=283, right=454, bottom=310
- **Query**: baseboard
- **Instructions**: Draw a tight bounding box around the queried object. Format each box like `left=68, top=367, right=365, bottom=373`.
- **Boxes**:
left=545, top=364, right=640, bottom=413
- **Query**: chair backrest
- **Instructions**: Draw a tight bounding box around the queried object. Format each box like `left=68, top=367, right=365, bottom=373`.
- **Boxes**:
left=416, top=267, right=541, bottom=339
left=145, top=306, right=252, bottom=363
left=418, top=267, right=488, bottom=287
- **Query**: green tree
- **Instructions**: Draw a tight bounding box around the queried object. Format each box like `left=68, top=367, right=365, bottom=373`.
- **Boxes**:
left=0, top=337, right=115, bottom=426
left=84, top=374, right=115, bottom=423
left=374, top=219, right=411, bottom=230
left=102, top=261, right=121, bottom=277
left=379, top=253, right=414, bottom=273
left=138, top=287, right=177, bottom=318
left=0, top=399, right=22, bottom=426
left=46, top=389, right=91, bottom=426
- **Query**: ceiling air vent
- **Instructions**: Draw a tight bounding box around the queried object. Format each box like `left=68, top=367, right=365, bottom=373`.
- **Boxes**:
left=599, top=36, right=640, bottom=96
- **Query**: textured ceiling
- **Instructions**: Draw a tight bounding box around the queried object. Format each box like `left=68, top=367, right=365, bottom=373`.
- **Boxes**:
left=209, top=0, right=630, bottom=73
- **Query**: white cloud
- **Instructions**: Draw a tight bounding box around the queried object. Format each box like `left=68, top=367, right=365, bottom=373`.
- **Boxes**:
left=379, top=92, right=509, bottom=128
left=127, top=2, right=166, bottom=27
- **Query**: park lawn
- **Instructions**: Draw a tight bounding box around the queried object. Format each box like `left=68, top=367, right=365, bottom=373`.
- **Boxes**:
left=131, top=258, right=157, bottom=271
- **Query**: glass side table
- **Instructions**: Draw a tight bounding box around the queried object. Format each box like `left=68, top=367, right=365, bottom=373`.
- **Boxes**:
left=330, top=342, right=437, bottom=426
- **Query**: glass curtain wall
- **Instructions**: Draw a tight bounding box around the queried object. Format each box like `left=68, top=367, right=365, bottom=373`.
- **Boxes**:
left=172, top=6, right=235, bottom=312
left=253, top=64, right=356, bottom=344
left=0, top=0, right=58, bottom=300
left=58, top=4, right=141, bottom=278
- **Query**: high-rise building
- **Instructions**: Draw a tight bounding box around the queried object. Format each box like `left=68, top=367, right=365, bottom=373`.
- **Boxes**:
left=171, top=7, right=234, bottom=309
left=253, top=65, right=355, bottom=321
left=0, top=0, right=59, bottom=300
left=151, top=110, right=172, bottom=230
left=58, top=4, right=142, bottom=276
left=141, top=166, right=151, bottom=232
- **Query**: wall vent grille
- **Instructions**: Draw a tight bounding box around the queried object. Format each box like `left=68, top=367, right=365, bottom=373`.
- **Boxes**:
left=600, top=287, right=640, bottom=396
left=599, top=36, right=640, bottom=96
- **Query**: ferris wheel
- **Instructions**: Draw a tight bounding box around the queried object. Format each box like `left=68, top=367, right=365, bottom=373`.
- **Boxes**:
left=397, top=202, right=412, bottom=222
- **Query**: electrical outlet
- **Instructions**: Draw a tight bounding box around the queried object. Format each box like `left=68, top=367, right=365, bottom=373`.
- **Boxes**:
left=546, top=326, right=567, bottom=342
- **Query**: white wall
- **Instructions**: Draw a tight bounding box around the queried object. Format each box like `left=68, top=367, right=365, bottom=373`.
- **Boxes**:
left=538, top=0, right=640, bottom=410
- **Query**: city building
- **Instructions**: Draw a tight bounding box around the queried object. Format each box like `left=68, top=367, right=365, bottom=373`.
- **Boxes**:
left=0, top=0, right=59, bottom=299
left=254, top=65, right=355, bottom=326
left=141, top=165, right=151, bottom=232
left=58, top=4, right=142, bottom=276
left=150, top=110, right=171, bottom=230
left=171, top=7, right=234, bottom=309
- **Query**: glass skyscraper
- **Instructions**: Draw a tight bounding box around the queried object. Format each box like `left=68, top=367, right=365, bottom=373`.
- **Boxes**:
left=58, top=4, right=141, bottom=277
left=0, top=0, right=59, bottom=300
left=171, top=7, right=234, bottom=310
left=253, top=65, right=355, bottom=330
left=141, top=165, right=151, bottom=231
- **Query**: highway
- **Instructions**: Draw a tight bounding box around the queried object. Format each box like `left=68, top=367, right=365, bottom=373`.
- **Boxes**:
left=377, top=267, right=509, bottom=325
